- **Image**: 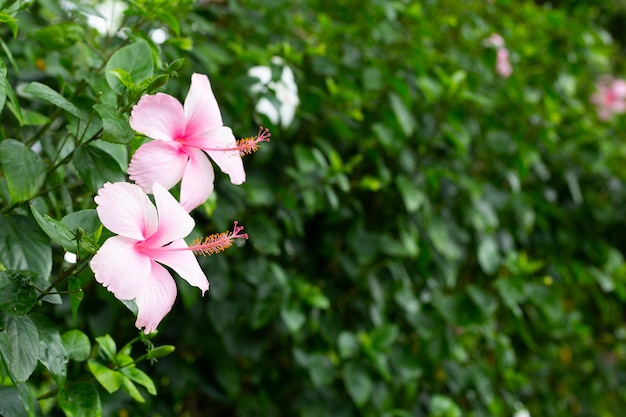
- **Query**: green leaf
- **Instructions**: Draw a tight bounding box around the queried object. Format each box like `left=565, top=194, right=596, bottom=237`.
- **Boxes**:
left=120, top=367, right=157, bottom=395
left=35, top=22, right=84, bottom=49
left=72, top=145, right=125, bottom=192
left=16, top=382, right=35, bottom=417
left=389, top=92, right=416, bottom=137
left=280, top=300, right=306, bottom=332
left=343, top=361, right=373, bottom=407
left=58, top=382, right=102, bottom=417
left=396, top=175, right=425, bottom=213
left=369, top=324, right=399, bottom=352
left=429, top=395, right=462, bottom=417
left=31, top=205, right=78, bottom=251
left=68, top=277, right=83, bottom=325
left=5, top=76, right=22, bottom=124
left=0, top=57, right=6, bottom=115
left=337, top=331, right=359, bottom=359
left=95, top=334, right=117, bottom=360
left=30, top=313, right=68, bottom=386
left=105, top=42, right=154, bottom=93
left=61, top=329, right=91, bottom=362
left=93, top=104, right=134, bottom=144
left=0, top=13, right=18, bottom=38
left=31, top=206, right=99, bottom=256
left=0, top=213, right=52, bottom=279
left=3, top=315, right=40, bottom=382
left=121, top=377, right=144, bottom=402
left=87, top=359, right=123, bottom=393
left=22, top=82, right=84, bottom=118
left=0, top=386, right=29, bottom=417
left=477, top=234, right=501, bottom=275
left=0, top=270, right=37, bottom=316
left=0, top=139, right=46, bottom=203
left=62, top=209, right=101, bottom=236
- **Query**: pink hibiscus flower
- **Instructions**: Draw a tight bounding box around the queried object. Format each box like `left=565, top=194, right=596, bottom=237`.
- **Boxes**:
left=591, top=76, right=626, bottom=121
left=90, top=181, right=248, bottom=333
left=484, top=33, right=513, bottom=78
left=128, top=73, right=270, bottom=211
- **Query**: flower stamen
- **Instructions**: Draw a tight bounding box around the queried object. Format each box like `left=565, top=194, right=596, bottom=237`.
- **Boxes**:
left=202, top=126, right=271, bottom=155
left=189, top=221, right=249, bottom=256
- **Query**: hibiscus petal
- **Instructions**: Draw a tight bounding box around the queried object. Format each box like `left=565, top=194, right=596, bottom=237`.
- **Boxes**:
left=90, top=236, right=151, bottom=300
left=128, top=140, right=188, bottom=193
left=130, top=93, right=186, bottom=141
left=200, top=127, right=246, bottom=185
left=94, top=182, right=158, bottom=240
left=144, top=182, right=195, bottom=247
left=179, top=148, right=215, bottom=212
left=134, top=261, right=177, bottom=334
left=149, top=239, right=209, bottom=294
left=183, top=74, right=224, bottom=137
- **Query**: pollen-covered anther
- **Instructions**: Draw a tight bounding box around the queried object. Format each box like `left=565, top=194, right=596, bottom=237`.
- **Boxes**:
left=235, top=126, right=272, bottom=156
left=190, top=221, right=249, bottom=256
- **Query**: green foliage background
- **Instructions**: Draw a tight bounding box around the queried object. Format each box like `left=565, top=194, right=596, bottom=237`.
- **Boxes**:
left=2, top=0, right=626, bottom=416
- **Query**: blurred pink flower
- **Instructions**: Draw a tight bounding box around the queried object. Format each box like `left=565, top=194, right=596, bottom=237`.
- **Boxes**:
left=128, top=73, right=269, bottom=211
left=591, top=76, right=626, bottom=121
left=484, top=33, right=513, bottom=78
left=496, top=48, right=513, bottom=78
left=90, top=182, right=248, bottom=333
left=483, top=33, right=505, bottom=49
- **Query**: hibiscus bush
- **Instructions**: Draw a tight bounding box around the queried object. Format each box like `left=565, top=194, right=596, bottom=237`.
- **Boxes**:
left=2, top=0, right=626, bottom=416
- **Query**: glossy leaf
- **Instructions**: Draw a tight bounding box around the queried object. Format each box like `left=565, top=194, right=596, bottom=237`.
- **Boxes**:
left=0, top=139, right=46, bottom=203
left=87, top=359, right=123, bottom=394
left=105, top=42, right=154, bottom=93
left=58, top=382, right=102, bottom=417
left=72, top=145, right=125, bottom=192
left=0, top=271, right=37, bottom=316
left=22, top=82, right=83, bottom=118
left=61, top=329, right=91, bottom=362
left=94, top=104, right=135, bottom=144
left=30, top=313, right=68, bottom=386
left=0, top=213, right=51, bottom=281
left=3, top=315, right=40, bottom=382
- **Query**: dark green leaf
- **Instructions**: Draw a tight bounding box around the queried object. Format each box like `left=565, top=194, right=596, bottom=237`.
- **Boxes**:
left=0, top=57, right=6, bottom=114
left=30, top=313, right=68, bottom=386
left=35, top=22, right=84, bottom=49
left=0, top=213, right=51, bottom=280
left=95, top=334, right=117, bottom=360
left=343, top=361, right=373, bottom=407
left=477, top=234, right=501, bottom=275
left=22, top=82, right=84, bottom=118
left=389, top=92, right=416, bottom=137
left=61, top=329, right=91, bottom=362
left=72, top=145, right=125, bottom=192
left=0, top=386, right=28, bottom=417
left=105, top=42, right=154, bottom=93
left=280, top=300, right=305, bottom=332
left=94, top=104, right=135, bottom=144
left=30, top=205, right=78, bottom=252
left=337, top=331, right=359, bottom=359
left=68, top=277, right=83, bottom=325
left=0, top=270, right=37, bottom=316
left=58, top=382, right=102, bottom=417
left=0, top=139, right=46, bottom=203
left=4, top=315, right=40, bottom=382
